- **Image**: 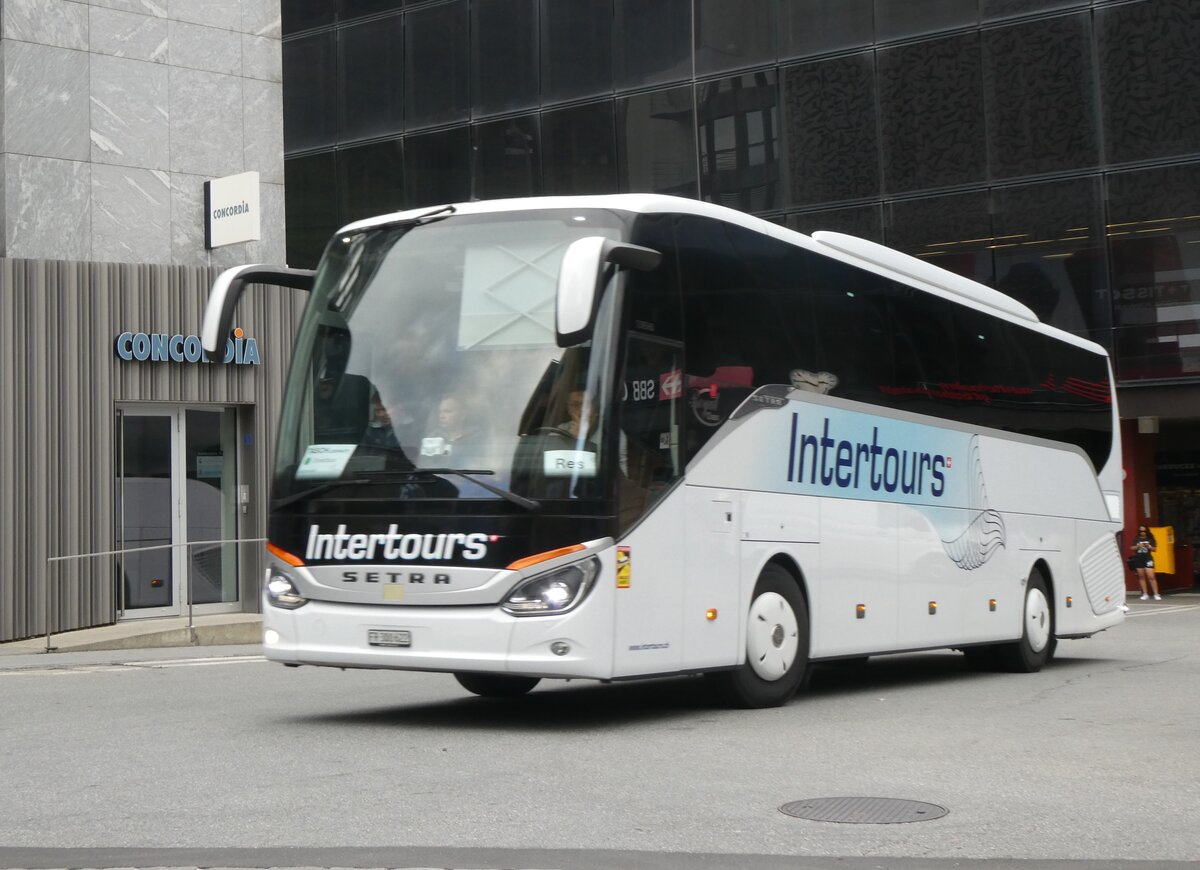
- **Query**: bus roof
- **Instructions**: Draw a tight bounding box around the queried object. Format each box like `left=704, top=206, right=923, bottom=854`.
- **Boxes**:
left=339, top=194, right=1107, bottom=357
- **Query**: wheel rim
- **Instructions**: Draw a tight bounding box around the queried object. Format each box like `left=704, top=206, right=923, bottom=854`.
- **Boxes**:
left=747, top=591, right=799, bottom=681
left=1024, top=585, right=1051, bottom=652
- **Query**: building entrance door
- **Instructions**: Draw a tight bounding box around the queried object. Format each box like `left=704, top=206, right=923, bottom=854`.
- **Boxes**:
left=115, top=406, right=241, bottom=618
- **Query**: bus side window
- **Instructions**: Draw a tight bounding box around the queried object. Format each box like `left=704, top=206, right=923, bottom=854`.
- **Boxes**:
left=807, top=258, right=894, bottom=404
left=887, top=285, right=958, bottom=415
left=676, top=216, right=817, bottom=461
left=619, top=332, right=684, bottom=529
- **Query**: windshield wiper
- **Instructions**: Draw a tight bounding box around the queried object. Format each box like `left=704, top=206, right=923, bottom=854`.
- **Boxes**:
left=272, top=478, right=369, bottom=509
left=416, top=468, right=541, bottom=511
left=368, top=204, right=457, bottom=234
left=273, top=468, right=540, bottom=512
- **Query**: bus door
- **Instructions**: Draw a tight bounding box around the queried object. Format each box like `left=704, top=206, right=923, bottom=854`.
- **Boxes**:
left=612, top=330, right=686, bottom=677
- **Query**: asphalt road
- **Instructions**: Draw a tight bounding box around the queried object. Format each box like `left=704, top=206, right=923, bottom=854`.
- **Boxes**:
left=1, top=596, right=1198, bottom=870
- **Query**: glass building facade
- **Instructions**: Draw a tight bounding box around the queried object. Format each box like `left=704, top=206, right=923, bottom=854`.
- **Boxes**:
left=283, top=0, right=1200, bottom=586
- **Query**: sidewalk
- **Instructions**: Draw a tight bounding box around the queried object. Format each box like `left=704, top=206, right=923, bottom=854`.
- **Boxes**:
left=0, top=613, right=262, bottom=656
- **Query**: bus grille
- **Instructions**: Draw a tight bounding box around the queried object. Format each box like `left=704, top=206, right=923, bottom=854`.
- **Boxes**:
left=1078, top=533, right=1125, bottom=615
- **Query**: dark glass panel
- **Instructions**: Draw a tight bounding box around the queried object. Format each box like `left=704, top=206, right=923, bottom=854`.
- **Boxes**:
left=781, top=53, right=878, bottom=206
left=954, top=307, right=1039, bottom=428
left=541, top=101, right=617, bottom=195
left=787, top=204, right=883, bottom=242
left=337, top=139, right=405, bottom=225
left=779, top=0, right=873, bottom=60
left=871, top=268, right=1110, bottom=465
left=1107, top=163, right=1200, bottom=382
left=878, top=33, right=985, bottom=193
left=118, top=414, right=173, bottom=610
left=885, top=191, right=993, bottom=286
left=471, top=115, right=541, bottom=201
left=472, top=0, right=539, bottom=116
left=886, top=282, right=960, bottom=417
left=982, top=0, right=1087, bottom=21
left=338, top=15, right=404, bottom=142
left=698, top=71, right=783, bottom=212
left=874, top=0, right=978, bottom=42
left=673, top=215, right=817, bottom=458
left=616, top=86, right=697, bottom=197
left=991, top=177, right=1106, bottom=338
left=404, top=127, right=472, bottom=208
left=694, top=0, right=776, bottom=76
left=1098, top=0, right=1200, bottom=164
left=982, top=13, right=1096, bottom=179
left=282, top=0, right=334, bottom=34
left=283, top=32, right=336, bottom=153
left=807, top=256, right=895, bottom=405
left=341, top=0, right=403, bottom=20
left=614, top=0, right=690, bottom=89
left=542, top=0, right=613, bottom=103
left=285, top=152, right=338, bottom=269
left=405, top=0, right=469, bottom=129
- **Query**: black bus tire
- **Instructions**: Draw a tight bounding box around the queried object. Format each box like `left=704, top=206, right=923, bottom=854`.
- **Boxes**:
left=707, top=563, right=810, bottom=708
left=454, top=672, right=541, bottom=698
left=997, top=568, right=1056, bottom=673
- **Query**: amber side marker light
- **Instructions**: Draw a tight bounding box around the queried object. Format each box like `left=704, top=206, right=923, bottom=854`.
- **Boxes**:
left=856, top=604, right=866, bottom=619
left=267, top=542, right=305, bottom=567
left=989, top=598, right=997, bottom=612
left=507, top=544, right=586, bottom=572
left=706, top=609, right=718, bottom=621
left=1066, top=596, right=1074, bottom=608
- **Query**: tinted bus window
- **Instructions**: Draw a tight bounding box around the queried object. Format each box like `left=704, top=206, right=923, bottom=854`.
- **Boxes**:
left=806, top=256, right=894, bottom=406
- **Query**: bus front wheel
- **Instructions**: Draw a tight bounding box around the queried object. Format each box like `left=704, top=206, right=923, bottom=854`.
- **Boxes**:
left=453, top=672, right=541, bottom=698
left=996, top=569, right=1056, bottom=673
left=707, top=564, right=810, bottom=708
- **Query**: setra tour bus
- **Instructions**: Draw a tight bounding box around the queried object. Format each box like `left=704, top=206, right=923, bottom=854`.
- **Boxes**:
left=202, top=195, right=1125, bottom=708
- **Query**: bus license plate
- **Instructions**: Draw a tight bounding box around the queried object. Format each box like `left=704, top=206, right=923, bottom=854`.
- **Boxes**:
left=367, top=629, right=411, bottom=647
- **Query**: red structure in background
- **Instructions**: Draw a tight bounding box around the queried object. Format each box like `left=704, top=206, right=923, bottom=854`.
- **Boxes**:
left=1120, top=419, right=1193, bottom=592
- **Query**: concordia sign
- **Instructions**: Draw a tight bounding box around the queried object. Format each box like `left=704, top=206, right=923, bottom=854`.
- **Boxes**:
left=205, top=170, right=261, bottom=249
left=114, top=327, right=260, bottom=365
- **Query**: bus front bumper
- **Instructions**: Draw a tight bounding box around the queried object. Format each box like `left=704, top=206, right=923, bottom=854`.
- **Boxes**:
left=261, top=598, right=614, bottom=680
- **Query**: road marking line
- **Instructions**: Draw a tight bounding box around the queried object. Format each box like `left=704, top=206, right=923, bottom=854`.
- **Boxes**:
left=123, top=655, right=266, bottom=667
left=1124, top=604, right=1200, bottom=618
left=0, top=655, right=267, bottom=677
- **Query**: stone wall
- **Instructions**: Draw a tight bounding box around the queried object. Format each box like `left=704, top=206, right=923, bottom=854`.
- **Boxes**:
left=0, top=0, right=284, bottom=267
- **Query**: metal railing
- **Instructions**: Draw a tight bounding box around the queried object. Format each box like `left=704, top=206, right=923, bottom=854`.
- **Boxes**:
left=44, top=537, right=266, bottom=653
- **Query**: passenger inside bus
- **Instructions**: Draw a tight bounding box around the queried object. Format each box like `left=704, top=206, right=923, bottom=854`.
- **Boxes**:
left=362, top=391, right=402, bottom=449
left=421, top=393, right=488, bottom=470
left=556, top=389, right=598, bottom=441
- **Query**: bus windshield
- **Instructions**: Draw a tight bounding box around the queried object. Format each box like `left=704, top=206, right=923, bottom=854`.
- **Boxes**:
left=273, top=209, right=627, bottom=510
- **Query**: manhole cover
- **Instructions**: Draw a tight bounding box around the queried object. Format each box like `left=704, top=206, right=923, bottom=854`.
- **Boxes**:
left=780, top=797, right=948, bottom=824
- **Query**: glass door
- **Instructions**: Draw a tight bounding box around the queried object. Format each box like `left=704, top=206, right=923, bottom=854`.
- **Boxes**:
left=116, top=406, right=241, bottom=618
left=184, top=409, right=240, bottom=607
left=116, top=410, right=178, bottom=616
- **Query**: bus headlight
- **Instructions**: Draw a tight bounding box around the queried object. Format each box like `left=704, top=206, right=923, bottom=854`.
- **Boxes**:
left=266, top=571, right=308, bottom=610
left=503, top=557, right=599, bottom=616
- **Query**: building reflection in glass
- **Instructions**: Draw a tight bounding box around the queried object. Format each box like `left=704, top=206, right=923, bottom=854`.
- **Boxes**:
left=698, top=71, right=782, bottom=212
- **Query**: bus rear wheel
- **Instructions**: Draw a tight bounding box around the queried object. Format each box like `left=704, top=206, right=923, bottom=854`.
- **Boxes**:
left=996, top=569, right=1056, bottom=673
left=707, top=564, right=810, bottom=708
left=453, top=672, right=541, bottom=698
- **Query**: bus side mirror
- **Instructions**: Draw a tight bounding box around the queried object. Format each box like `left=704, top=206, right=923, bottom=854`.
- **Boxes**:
left=556, top=237, right=661, bottom=348
left=201, top=265, right=316, bottom=357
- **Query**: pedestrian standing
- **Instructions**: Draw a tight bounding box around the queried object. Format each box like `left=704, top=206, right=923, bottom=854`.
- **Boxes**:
left=1128, top=525, right=1162, bottom=601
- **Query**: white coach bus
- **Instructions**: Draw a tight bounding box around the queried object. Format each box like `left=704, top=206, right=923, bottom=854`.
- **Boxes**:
left=203, top=195, right=1125, bottom=708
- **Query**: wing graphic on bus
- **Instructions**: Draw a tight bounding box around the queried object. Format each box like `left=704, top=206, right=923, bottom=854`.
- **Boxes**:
left=941, top=436, right=1006, bottom=570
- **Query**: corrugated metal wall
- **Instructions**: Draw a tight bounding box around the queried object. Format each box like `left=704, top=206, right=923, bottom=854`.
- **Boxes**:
left=0, top=258, right=305, bottom=642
